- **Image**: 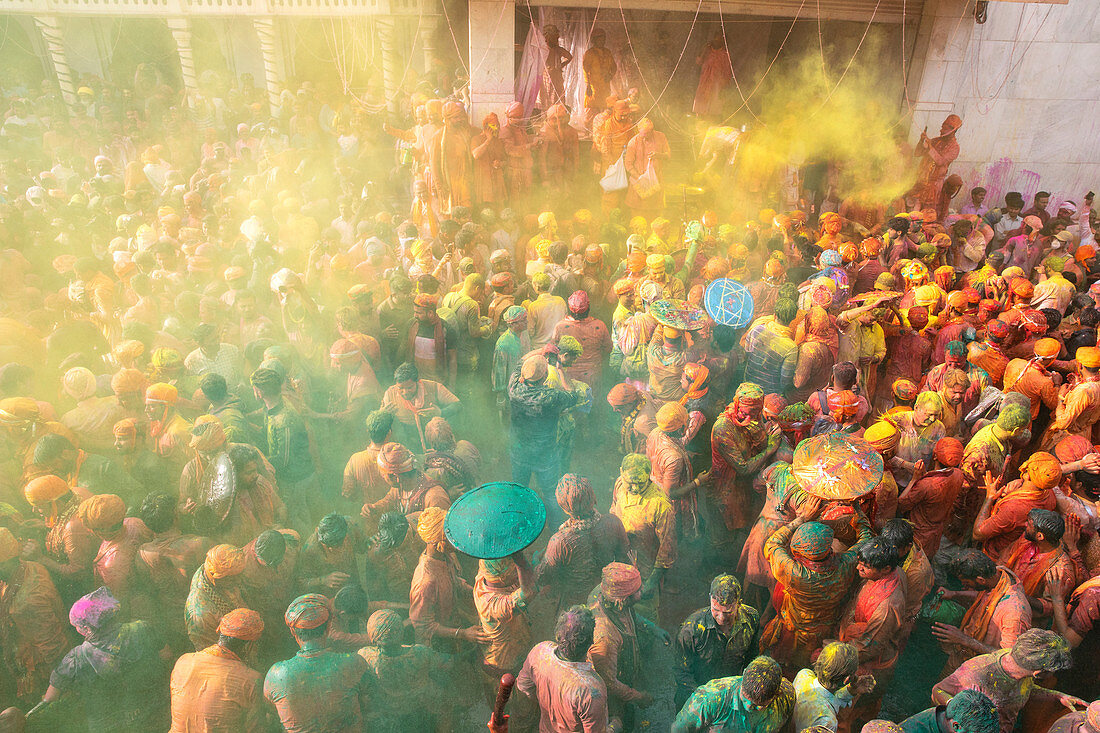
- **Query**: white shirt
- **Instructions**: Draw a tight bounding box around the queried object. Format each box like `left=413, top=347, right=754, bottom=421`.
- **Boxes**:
left=792, top=668, right=854, bottom=732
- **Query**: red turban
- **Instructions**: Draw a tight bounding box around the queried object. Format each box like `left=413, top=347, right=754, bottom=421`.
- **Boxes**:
left=1054, top=435, right=1093, bottom=464
left=285, top=593, right=331, bottom=630
left=601, top=562, right=641, bottom=601
left=933, top=437, right=964, bottom=468
left=218, top=608, right=264, bottom=641
left=607, top=383, right=642, bottom=408
left=556, top=474, right=596, bottom=518
left=567, top=290, right=589, bottom=315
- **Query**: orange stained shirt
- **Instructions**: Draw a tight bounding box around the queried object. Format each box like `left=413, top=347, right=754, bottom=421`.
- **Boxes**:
left=1002, top=359, right=1059, bottom=419
left=170, top=645, right=265, bottom=733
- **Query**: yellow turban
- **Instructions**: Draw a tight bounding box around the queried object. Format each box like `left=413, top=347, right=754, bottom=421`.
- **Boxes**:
left=24, top=475, right=70, bottom=505
left=416, top=506, right=447, bottom=546
left=78, top=494, right=126, bottom=531
left=204, top=544, right=246, bottom=581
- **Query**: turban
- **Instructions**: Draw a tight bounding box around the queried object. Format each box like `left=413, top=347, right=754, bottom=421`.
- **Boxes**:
left=506, top=101, right=524, bottom=117
left=985, top=319, right=1009, bottom=340
left=946, top=291, right=968, bottom=310
left=601, top=562, right=642, bottom=601
left=113, top=418, right=138, bottom=438
left=413, top=293, right=439, bottom=308
left=1087, top=701, right=1100, bottom=732
left=490, top=272, right=513, bottom=289
left=78, top=494, right=126, bottom=531
left=151, top=347, right=183, bottom=371
left=613, top=278, right=635, bottom=296
left=934, top=437, right=964, bottom=467
left=874, top=272, right=896, bottom=291
left=764, top=258, right=786, bottom=279
left=318, top=513, right=349, bottom=547
left=367, top=609, right=405, bottom=645
left=997, top=403, right=1031, bottom=431
left=218, top=608, right=264, bottom=641
left=1010, top=278, right=1034, bottom=297
left=537, top=211, right=557, bottom=230
left=285, top=593, right=331, bottom=630
left=1022, top=452, right=1062, bottom=490
left=620, top=453, right=651, bottom=483
left=1076, top=244, right=1096, bottom=263
left=69, top=586, right=120, bottom=631
left=190, top=415, right=227, bottom=452
left=902, top=260, right=929, bottom=282
left=24, top=474, right=69, bottom=505
left=892, top=379, right=920, bottom=402
left=410, top=239, right=431, bottom=260
left=791, top=522, right=833, bottom=560
left=820, top=249, right=843, bottom=267
left=646, top=253, right=667, bottom=273
left=626, top=251, right=647, bottom=273
left=820, top=212, right=841, bottom=226
left=860, top=238, right=882, bottom=258
left=416, top=506, right=447, bottom=546
left=656, top=402, right=688, bottom=432
left=145, top=382, right=179, bottom=405
left=113, top=340, right=146, bottom=364
left=224, top=266, right=246, bottom=282
left=567, top=290, right=589, bottom=314
left=827, top=390, right=860, bottom=419
left=864, top=421, right=900, bottom=453
left=1020, top=310, right=1046, bottom=334
left=709, top=574, right=741, bottom=604
left=377, top=442, right=415, bottom=475
left=442, top=100, right=464, bottom=118
left=584, top=243, right=604, bottom=263
left=111, top=368, right=146, bottom=394
left=1043, top=256, right=1065, bottom=273
left=62, top=367, right=98, bottom=401
left=204, top=544, right=246, bottom=580
left=735, top=382, right=765, bottom=405
left=0, top=397, right=39, bottom=425
left=607, top=382, right=642, bottom=408
left=558, top=335, right=582, bottom=357
left=521, top=355, right=549, bottom=382
left=556, top=474, right=596, bottom=518
left=503, top=305, right=527, bottom=323
left=907, top=307, right=930, bottom=330
left=839, top=242, right=858, bottom=263
left=1054, top=435, right=1093, bottom=464
left=861, top=723, right=903, bottom=733
left=1078, top=347, right=1100, bottom=369
left=913, top=285, right=940, bottom=308
left=1034, top=338, right=1060, bottom=358
left=0, top=527, right=18, bottom=563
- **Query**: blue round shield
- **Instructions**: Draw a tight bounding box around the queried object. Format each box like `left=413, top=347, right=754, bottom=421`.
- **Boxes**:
left=704, top=278, right=754, bottom=328
left=444, top=482, right=547, bottom=559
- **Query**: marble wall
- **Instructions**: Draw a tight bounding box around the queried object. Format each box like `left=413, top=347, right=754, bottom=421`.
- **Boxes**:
left=911, top=0, right=1100, bottom=209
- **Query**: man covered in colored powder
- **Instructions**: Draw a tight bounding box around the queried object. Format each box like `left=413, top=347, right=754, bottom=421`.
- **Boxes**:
left=672, top=654, right=795, bottom=733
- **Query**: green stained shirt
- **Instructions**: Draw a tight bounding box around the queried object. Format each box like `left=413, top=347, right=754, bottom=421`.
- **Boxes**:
left=492, top=330, right=531, bottom=393
left=672, top=675, right=795, bottom=733
left=900, top=706, right=945, bottom=733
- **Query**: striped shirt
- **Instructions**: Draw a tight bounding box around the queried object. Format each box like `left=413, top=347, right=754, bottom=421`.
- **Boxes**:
left=742, top=320, right=798, bottom=397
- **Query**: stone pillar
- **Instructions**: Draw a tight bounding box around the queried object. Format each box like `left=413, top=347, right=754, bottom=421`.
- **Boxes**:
left=33, top=16, right=77, bottom=110
left=420, top=12, right=438, bottom=73
left=468, top=0, right=515, bottom=123
left=376, top=16, right=400, bottom=113
left=254, top=17, right=286, bottom=115
left=166, top=18, right=198, bottom=105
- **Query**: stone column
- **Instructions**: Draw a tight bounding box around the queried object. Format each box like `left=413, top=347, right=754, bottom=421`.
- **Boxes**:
left=33, top=16, right=77, bottom=110
left=468, top=0, right=515, bottom=123
left=253, top=17, right=286, bottom=115
left=376, top=16, right=400, bottom=113
left=420, top=11, right=438, bottom=73
left=166, top=17, right=198, bottom=105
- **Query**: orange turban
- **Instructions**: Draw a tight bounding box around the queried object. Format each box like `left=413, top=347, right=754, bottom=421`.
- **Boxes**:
left=111, top=368, right=147, bottom=395
left=656, top=402, right=688, bottom=432
left=416, top=506, right=447, bottom=546
left=607, top=382, right=642, bottom=408
left=0, top=397, right=39, bottom=425
left=1034, top=338, right=1060, bottom=358
left=613, top=278, right=635, bottom=296
left=145, top=382, right=178, bottom=405
left=217, top=608, right=264, bottom=641
left=113, top=418, right=138, bottom=438
left=78, top=494, right=126, bottom=531
left=827, top=390, right=860, bottom=419
left=1054, top=435, right=1093, bottom=464
left=24, top=475, right=70, bottom=505
left=1022, top=452, right=1062, bottom=490
left=190, top=415, right=227, bottom=452
left=204, top=544, right=246, bottom=581
left=626, top=251, right=647, bottom=273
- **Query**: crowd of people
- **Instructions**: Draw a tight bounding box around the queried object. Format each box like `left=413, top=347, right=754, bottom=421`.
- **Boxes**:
left=1, top=33, right=1100, bottom=733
